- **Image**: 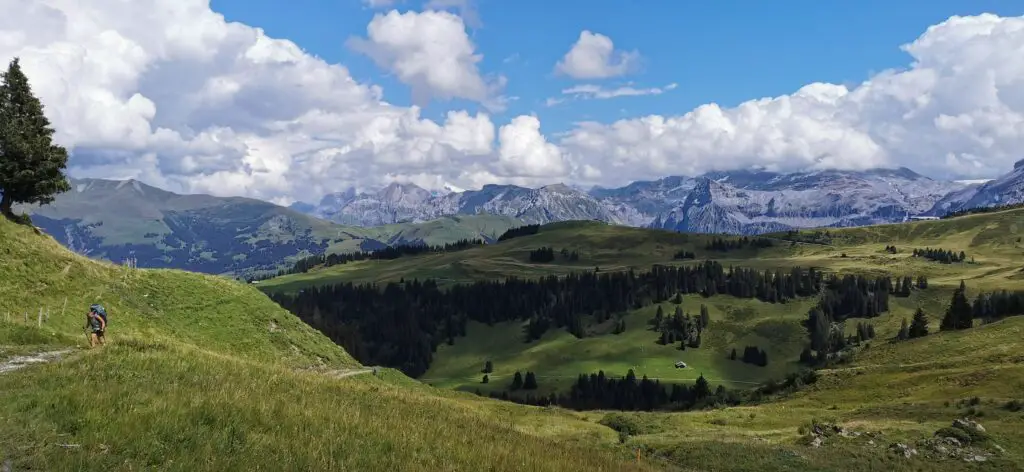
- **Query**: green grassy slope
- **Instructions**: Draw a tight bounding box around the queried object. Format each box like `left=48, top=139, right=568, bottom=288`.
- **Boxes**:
left=260, top=208, right=1024, bottom=461
left=0, top=217, right=659, bottom=472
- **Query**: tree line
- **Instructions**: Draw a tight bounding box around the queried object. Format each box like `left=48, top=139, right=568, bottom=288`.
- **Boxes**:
left=270, top=238, right=485, bottom=278
left=705, top=236, right=774, bottom=252
left=529, top=247, right=580, bottom=263
left=483, top=368, right=822, bottom=412
left=912, top=247, right=967, bottom=264
left=940, top=281, right=1024, bottom=332
left=498, top=224, right=541, bottom=241
left=270, top=260, right=827, bottom=377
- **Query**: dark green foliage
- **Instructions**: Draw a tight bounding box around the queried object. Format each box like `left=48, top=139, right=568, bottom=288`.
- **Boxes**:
left=598, top=413, right=645, bottom=436
left=523, top=371, right=538, bottom=390
left=705, top=236, right=773, bottom=252
left=497, top=224, right=541, bottom=241
left=275, top=238, right=485, bottom=277
left=483, top=360, right=493, bottom=374
left=673, top=250, right=695, bottom=260
left=529, top=247, right=555, bottom=263
left=778, top=229, right=833, bottom=245
left=510, top=371, right=523, bottom=390
left=558, top=247, right=581, bottom=261
left=908, top=308, right=929, bottom=338
left=274, top=260, right=825, bottom=376
left=916, top=275, right=929, bottom=289
left=672, top=293, right=683, bottom=304
left=693, top=374, right=711, bottom=399
left=941, top=280, right=974, bottom=331
left=803, top=274, right=891, bottom=358
left=884, top=245, right=898, bottom=254
left=482, top=374, right=489, bottom=384
left=0, top=57, right=71, bottom=217
left=912, top=247, right=967, bottom=264
left=740, top=346, right=768, bottom=366
left=729, top=348, right=737, bottom=361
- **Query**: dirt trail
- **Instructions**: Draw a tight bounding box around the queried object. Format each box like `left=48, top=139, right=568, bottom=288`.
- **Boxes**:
left=0, top=349, right=74, bottom=374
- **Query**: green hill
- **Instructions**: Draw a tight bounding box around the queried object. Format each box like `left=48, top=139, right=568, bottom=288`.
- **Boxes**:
left=18, top=178, right=520, bottom=277
left=255, top=209, right=1024, bottom=470
left=0, top=216, right=656, bottom=472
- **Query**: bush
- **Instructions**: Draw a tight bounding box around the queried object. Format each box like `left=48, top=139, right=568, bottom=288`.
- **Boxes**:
left=935, top=427, right=972, bottom=444
left=1004, top=399, right=1023, bottom=412
left=599, top=413, right=643, bottom=436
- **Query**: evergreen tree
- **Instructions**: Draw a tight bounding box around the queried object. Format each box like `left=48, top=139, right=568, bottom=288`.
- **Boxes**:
left=483, top=360, right=493, bottom=374
left=942, top=280, right=973, bottom=331
left=908, top=308, right=929, bottom=338
left=897, top=318, right=909, bottom=340
left=510, top=371, right=523, bottom=390
left=699, top=304, right=710, bottom=330
left=693, top=374, right=711, bottom=399
left=482, top=374, right=489, bottom=384
left=673, top=293, right=683, bottom=304
left=729, top=348, right=737, bottom=361
left=523, top=371, right=538, bottom=390
left=0, top=57, right=71, bottom=217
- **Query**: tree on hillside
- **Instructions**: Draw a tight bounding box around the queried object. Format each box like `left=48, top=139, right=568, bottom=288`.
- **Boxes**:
left=510, top=371, right=523, bottom=390
left=908, top=308, right=929, bottom=338
left=523, top=371, right=538, bottom=390
left=482, top=374, right=489, bottom=384
left=693, top=374, right=711, bottom=399
left=483, top=360, right=493, bottom=374
left=941, top=280, right=973, bottom=331
left=0, top=57, right=70, bottom=218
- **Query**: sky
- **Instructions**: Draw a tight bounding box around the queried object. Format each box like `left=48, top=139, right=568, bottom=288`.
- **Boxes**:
left=3, top=0, right=1024, bottom=205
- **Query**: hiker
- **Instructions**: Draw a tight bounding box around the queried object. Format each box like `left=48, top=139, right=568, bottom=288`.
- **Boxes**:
left=85, top=304, right=107, bottom=348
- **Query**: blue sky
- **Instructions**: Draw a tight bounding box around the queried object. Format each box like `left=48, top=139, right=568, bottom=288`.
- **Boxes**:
left=210, top=0, right=1024, bottom=135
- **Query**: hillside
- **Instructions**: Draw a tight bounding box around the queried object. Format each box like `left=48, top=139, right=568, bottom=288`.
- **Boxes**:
left=257, top=209, right=1024, bottom=469
left=18, top=178, right=520, bottom=277
left=0, top=216, right=659, bottom=472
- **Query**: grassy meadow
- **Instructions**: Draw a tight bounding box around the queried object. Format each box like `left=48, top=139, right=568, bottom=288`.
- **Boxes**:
left=0, top=216, right=662, bottom=472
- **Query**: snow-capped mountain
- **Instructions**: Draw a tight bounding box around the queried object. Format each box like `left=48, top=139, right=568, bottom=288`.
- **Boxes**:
left=291, top=165, right=1018, bottom=235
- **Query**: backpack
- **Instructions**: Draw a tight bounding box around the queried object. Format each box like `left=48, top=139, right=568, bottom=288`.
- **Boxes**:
left=91, top=304, right=108, bottom=324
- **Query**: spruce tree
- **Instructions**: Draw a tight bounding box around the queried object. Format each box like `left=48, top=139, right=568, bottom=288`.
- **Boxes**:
left=483, top=360, right=493, bottom=374
left=482, top=374, right=489, bottom=384
left=0, top=57, right=70, bottom=217
left=897, top=318, right=909, bottom=340
left=523, top=371, right=538, bottom=390
left=942, top=280, right=973, bottom=331
left=510, top=371, right=523, bottom=390
left=693, top=374, right=711, bottom=399
left=909, top=308, right=929, bottom=338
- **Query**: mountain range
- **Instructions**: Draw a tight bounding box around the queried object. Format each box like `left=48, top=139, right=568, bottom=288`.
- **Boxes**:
left=290, top=163, right=1024, bottom=234
left=17, top=179, right=519, bottom=276
left=16, top=161, right=1024, bottom=276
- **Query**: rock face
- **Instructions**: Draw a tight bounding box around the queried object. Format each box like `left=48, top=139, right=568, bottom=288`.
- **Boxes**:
left=297, top=167, right=977, bottom=234
left=928, top=159, right=1024, bottom=215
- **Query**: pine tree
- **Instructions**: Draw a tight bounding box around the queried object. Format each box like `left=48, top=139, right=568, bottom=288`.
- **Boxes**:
left=510, top=371, right=523, bottom=390
left=483, top=360, right=493, bottom=374
left=909, top=308, right=929, bottom=338
left=0, top=57, right=70, bottom=217
left=523, top=371, right=538, bottom=390
left=942, top=280, right=973, bottom=331
left=482, top=374, right=489, bottom=384
left=729, top=348, right=737, bottom=361
left=897, top=318, right=909, bottom=340
left=693, top=374, right=711, bottom=399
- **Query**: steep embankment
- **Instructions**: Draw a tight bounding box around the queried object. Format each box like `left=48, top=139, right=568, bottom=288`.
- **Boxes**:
left=0, top=217, right=658, bottom=472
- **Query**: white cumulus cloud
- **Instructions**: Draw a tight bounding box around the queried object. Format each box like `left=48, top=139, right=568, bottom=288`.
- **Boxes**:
left=347, top=10, right=504, bottom=109
left=555, top=30, right=640, bottom=79
left=2, top=3, right=1024, bottom=205
left=559, top=14, right=1024, bottom=187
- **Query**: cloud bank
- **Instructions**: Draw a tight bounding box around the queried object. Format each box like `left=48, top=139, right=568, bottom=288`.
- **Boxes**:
left=1, top=3, right=1023, bottom=204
